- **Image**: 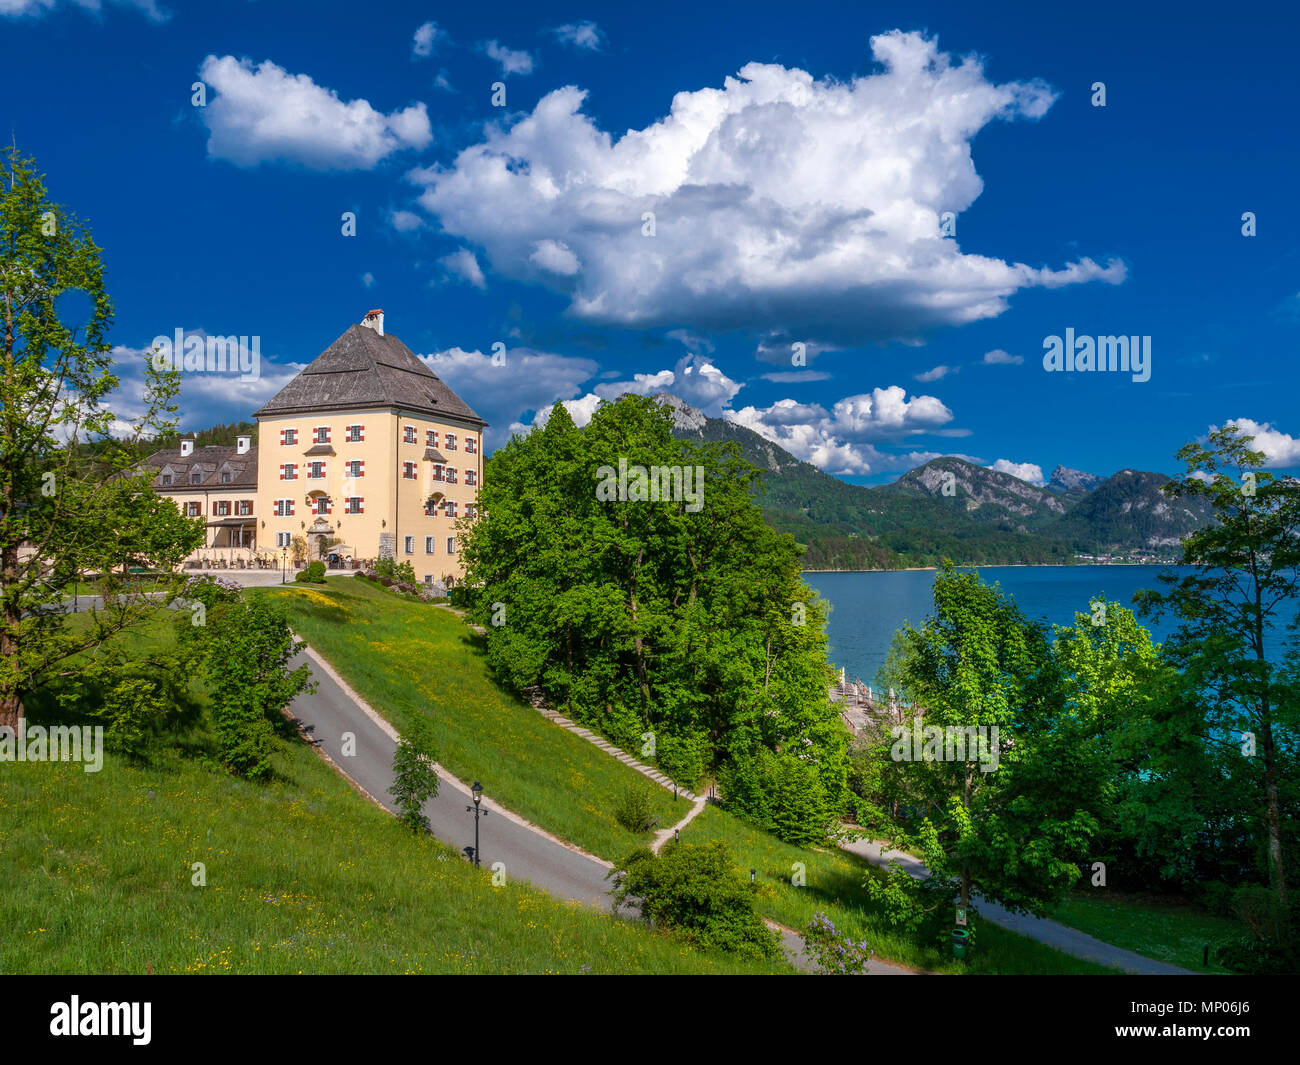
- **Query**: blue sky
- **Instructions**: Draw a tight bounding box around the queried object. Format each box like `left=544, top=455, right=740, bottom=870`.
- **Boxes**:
left=3, top=0, right=1297, bottom=485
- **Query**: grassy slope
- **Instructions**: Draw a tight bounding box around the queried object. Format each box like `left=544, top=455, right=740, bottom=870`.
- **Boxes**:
left=267, top=578, right=1120, bottom=974
left=252, top=578, right=685, bottom=862
left=0, top=611, right=783, bottom=974
left=0, top=747, right=785, bottom=974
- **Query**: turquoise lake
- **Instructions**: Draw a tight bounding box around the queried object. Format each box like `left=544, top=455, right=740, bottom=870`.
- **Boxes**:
left=802, top=565, right=1196, bottom=685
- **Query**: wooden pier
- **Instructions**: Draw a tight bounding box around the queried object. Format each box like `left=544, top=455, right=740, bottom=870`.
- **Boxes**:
left=830, top=675, right=915, bottom=732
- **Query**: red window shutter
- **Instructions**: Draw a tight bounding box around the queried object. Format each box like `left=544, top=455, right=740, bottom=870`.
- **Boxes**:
left=288, top=500, right=295, bottom=516
left=279, top=465, right=285, bottom=480
left=358, top=498, right=364, bottom=514
left=359, top=425, right=364, bottom=441
left=359, top=460, right=365, bottom=476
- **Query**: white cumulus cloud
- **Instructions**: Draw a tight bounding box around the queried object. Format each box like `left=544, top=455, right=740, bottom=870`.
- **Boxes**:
left=411, top=31, right=1123, bottom=347
left=484, top=40, right=534, bottom=77
left=553, top=21, right=605, bottom=51
left=593, top=354, right=743, bottom=416
left=389, top=209, right=426, bottom=232
left=420, top=346, right=598, bottom=448
left=412, top=21, right=448, bottom=58
left=1212, top=419, right=1300, bottom=468
left=198, top=55, right=432, bottom=170
left=1, top=0, right=165, bottom=19
left=440, top=248, right=486, bottom=288
left=987, top=459, right=1046, bottom=485
left=723, top=385, right=954, bottom=475
left=529, top=239, right=581, bottom=275
left=982, top=348, right=1024, bottom=365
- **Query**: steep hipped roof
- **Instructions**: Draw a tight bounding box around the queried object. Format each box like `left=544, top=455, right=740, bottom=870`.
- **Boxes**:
left=253, top=322, right=486, bottom=426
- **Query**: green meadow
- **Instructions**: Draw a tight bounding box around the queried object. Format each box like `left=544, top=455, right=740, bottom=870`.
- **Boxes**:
left=0, top=606, right=783, bottom=974
left=251, top=578, right=687, bottom=861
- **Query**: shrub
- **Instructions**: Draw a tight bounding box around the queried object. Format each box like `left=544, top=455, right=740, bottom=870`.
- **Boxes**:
left=613, top=784, right=658, bottom=834
left=608, top=841, right=782, bottom=961
left=1215, top=884, right=1298, bottom=974
left=1199, top=880, right=1235, bottom=919
left=295, top=560, right=326, bottom=583
left=802, top=912, right=875, bottom=974
left=373, top=556, right=416, bottom=584
left=719, top=746, right=837, bottom=846
left=179, top=574, right=243, bottom=608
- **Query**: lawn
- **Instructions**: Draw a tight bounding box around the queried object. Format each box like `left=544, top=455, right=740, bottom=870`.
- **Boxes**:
left=1050, top=893, right=1238, bottom=973
left=251, top=577, right=687, bottom=863
left=0, top=749, right=790, bottom=974
left=0, top=609, right=786, bottom=975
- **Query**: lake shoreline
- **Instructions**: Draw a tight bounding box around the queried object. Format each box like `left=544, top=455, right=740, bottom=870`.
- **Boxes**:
left=803, top=565, right=1188, bottom=683
left=802, top=562, right=1180, bottom=574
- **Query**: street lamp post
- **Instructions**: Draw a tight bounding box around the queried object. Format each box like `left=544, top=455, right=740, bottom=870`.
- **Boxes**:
left=466, top=780, right=489, bottom=867
left=280, top=547, right=287, bottom=584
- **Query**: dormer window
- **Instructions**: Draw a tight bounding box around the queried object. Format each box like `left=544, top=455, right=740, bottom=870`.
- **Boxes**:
left=221, top=471, right=232, bottom=484
left=161, top=473, right=173, bottom=486
left=190, top=472, right=201, bottom=485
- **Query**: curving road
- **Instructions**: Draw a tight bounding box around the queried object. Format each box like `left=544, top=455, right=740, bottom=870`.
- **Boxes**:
left=286, top=642, right=913, bottom=974
left=285, top=645, right=619, bottom=909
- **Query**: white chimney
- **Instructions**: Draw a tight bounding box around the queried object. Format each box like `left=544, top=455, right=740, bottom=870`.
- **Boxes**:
left=236, top=435, right=251, bottom=455
left=361, top=308, right=385, bottom=336
left=180, top=439, right=194, bottom=458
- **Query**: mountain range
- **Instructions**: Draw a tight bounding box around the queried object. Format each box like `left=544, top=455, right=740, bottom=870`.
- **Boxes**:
left=659, top=395, right=1211, bottom=570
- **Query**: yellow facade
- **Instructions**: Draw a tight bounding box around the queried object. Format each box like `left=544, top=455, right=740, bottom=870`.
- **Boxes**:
left=255, top=407, right=483, bottom=583
left=147, top=312, right=487, bottom=585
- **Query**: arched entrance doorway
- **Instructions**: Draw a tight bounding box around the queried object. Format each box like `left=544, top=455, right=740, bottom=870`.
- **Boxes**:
left=306, top=516, right=335, bottom=561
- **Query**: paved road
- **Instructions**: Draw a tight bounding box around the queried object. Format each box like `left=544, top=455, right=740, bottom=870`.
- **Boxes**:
left=841, top=838, right=1194, bottom=975
left=286, top=647, right=619, bottom=909
left=288, top=644, right=915, bottom=974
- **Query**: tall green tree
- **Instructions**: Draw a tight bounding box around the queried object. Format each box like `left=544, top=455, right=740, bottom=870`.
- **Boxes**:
left=0, top=147, right=201, bottom=733
left=1135, top=425, right=1300, bottom=913
left=201, top=595, right=314, bottom=780
left=461, top=395, right=847, bottom=835
left=1050, top=600, right=1223, bottom=890
left=878, top=562, right=1110, bottom=918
